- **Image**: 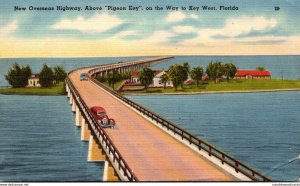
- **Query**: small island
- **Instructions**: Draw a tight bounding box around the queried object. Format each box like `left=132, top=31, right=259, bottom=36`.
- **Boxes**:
left=95, top=61, right=300, bottom=95
left=0, top=63, right=67, bottom=95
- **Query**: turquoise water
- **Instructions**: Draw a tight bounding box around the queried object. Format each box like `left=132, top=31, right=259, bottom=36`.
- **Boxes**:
left=0, top=55, right=300, bottom=181
left=0, top=95, right=103, bottom=181
left=127, top=91, right=300, bottom=181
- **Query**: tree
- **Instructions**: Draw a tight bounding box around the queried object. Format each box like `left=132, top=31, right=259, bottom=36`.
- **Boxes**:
left=256, top=66, right=265, bottom=71
left=190, top=66, right=203, bottom=87
left=39, top=64, right=54, bottom=88
left=206, top=61, right=224, bottom=83
left=107, top=70, right=120, bottom=90
left=160, top=73, right=169, bottom=89
left=180, top=62, right=190, bottom=88
left=138, top=67, right=155, bottom=92
left=5, top=63, right=32, bottom=88
left=167, top=64, right=183, bottom=91
left=53, top=66, right=67, bottom=83
left=224, top=63, right=237, bottom=82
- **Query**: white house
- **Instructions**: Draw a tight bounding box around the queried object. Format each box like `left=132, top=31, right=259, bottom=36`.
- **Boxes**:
left=130, top=70, right=173, bottom=87
left=151, top=71, right=173, bottom=87
left=27, top=74, right=41, bottom=87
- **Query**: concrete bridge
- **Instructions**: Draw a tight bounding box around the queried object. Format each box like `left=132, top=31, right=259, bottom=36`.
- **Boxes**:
left=65, top=56, right=271, bottom=181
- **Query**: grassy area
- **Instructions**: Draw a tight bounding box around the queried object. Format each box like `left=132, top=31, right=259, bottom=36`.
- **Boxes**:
left=102, top=81, right=124, bottom=90
left=117, top=79, right=300, bottom=94
left=0, top=82, right=66, bottom=95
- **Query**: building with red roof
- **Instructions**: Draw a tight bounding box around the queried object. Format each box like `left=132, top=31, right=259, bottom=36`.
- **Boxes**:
left=235, top=70, right=271, bottom=79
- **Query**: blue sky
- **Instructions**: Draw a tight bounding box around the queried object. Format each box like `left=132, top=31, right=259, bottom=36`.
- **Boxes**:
left=0, top=0, right=300, bottom=57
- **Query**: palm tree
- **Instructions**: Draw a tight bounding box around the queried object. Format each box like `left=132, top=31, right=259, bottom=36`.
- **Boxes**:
left=138, top=67, right=155, bottom=92
left=167, top=64, right=182, bottom=91
left=181, top=62, right=190, bottom=88
left=107, top=70, right=120, bottom=90
left=190, top=66, right=203, bottom=87
left=160, top=73, right=169, bottom=89
left=206, top=61, right=224, bottom=83
left=224, top=63, right=237, bottom=82
left=53, top=66, right=67, bottom=84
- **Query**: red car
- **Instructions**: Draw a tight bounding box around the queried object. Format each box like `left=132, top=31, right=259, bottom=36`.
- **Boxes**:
left=90, top=106, right=116, bottom=128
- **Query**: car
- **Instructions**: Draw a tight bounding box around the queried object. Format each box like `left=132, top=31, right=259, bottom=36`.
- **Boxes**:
left=80, top=73, right=88, bottom=81
left=90, top=106, right=116, bottom=128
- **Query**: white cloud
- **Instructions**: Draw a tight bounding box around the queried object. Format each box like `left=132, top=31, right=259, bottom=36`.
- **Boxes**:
left=219, top=16, right=277, bottom=37
left=165, top=11, right=186, bottom=22
left=52, top=14, right=123, bottom=34
left=172, top=26, right=197, bottom=34
left=179, top=16, right=279, bottom=47
left=0, top=20, right=18, bottom=38
left=112, top=30, right=140, bottom=39
left=190, top=14, right=199, bottom=19
left=140, top=30, right=175, bottom=44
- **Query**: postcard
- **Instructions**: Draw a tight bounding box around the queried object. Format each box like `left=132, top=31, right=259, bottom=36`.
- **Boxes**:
left=0, top=0, right=299, bottom=183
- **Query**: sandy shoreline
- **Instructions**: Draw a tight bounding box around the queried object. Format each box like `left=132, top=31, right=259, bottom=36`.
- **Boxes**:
left=123, top=88, right=300, bottom=96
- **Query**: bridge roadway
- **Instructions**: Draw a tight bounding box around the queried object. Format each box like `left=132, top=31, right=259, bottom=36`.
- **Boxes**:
left=69, top=68, right=236, bottom=181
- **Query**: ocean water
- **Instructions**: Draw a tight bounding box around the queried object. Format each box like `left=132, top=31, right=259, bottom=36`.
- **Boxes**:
left=127, top=91, right=300, bottom=181
left=0, top=95, right=103, bottom=181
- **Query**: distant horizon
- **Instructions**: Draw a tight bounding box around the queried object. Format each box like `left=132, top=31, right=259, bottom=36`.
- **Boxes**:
left=0, top=53, right=300, bottom=59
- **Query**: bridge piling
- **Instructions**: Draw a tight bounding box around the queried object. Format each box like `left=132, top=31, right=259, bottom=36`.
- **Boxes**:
left=81, top=118, right=90, bottom=141
left=66, top=84, right=70, bottom=97
left=88, top=135, right=106, bottom=162
left=71, top=100, right=76, bottom=113
left=69, top=94, right=73, bottom=105
left=103, top=160, right=120, bottom=181
left=75, top=107, right=80, bottom=126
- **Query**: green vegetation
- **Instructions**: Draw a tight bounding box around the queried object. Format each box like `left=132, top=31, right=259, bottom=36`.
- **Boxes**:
left=119, top=79, right=300, bottom=94
left=39, top=64, right=54, bottom=88
left=160, top=73, right=169, bottom=89
left=206, top=61, right=237, bottom=83
left=90, top=60, right=299, bottom=95
left=166, top=62, right=190, bottom=91
left=138, top=67, right=155, bottom=91
left=107, top=70, right=121, bottom=90
left=190, top=66, right=204, bottom=87
left=0, top=82, right=66, bottom=95
left=3, top=63, right=68, bottom=95
left=54, top=66, right=67, bottom=83
left=5, top=63, right=32, bottom=88
left=94, top=71, right=129, bottom=90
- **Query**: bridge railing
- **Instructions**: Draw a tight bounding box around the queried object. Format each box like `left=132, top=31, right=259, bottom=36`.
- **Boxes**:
left=66, top=77, right=139, bottom=181
left=87, top=64, right=271, bottom=182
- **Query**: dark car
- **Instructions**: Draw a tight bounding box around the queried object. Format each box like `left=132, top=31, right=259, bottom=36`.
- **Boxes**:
left=90, top=106, right=116, bottom=128
left=80, top=73, right=88, bottom=81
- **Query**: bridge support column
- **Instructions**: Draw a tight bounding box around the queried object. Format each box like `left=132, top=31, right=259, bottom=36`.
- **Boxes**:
left=67, top=89, right=71, bottom=98
left=75, top=107, right=80, bottom=126
left=103, top=160, right=120, bottom=181
left=81, top=118, right=90, bottom=141
left=66, top=85, right=70, bottom=98
left=71, top=101, right=76, bottom=113
left=88, top=135, right=106, bottom=162
left=69, top=94, right=73, bottom=105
